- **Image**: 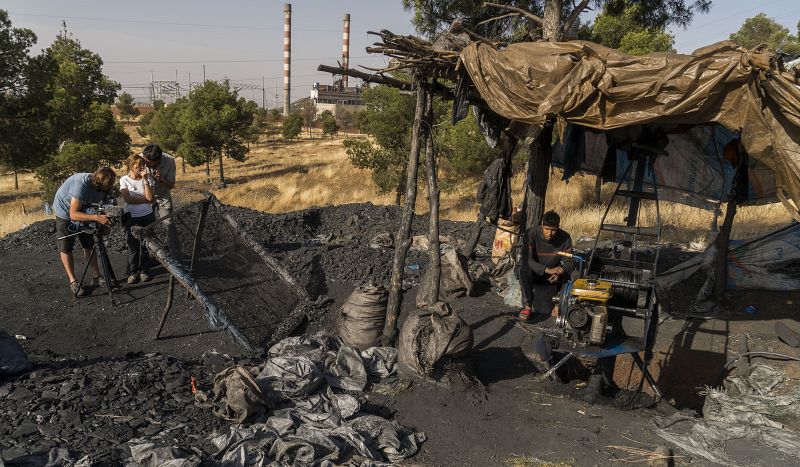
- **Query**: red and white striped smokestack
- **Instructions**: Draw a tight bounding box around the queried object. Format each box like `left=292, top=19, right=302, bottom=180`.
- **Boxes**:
left=342, top=13, right=350, bottom=88
left=283, top=3, right=291, bottom=116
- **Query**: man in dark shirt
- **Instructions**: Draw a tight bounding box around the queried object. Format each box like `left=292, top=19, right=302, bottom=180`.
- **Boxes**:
left=518, top=210, right=572, bottom=320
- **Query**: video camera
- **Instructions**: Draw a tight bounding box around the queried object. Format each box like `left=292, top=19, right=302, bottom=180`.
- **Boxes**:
left=84, top=197, right=131, bottom=233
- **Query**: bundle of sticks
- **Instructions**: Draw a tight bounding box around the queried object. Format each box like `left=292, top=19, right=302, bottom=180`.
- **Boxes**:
left=364, top=22, right=504, bottom=81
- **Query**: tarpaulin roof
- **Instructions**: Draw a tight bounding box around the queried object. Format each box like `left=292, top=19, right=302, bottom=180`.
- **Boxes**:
left=460, top=40, right=800, bottom=209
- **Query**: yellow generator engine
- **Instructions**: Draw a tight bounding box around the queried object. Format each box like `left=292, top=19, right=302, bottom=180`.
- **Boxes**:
left=555, top=278, right=613, bottom=346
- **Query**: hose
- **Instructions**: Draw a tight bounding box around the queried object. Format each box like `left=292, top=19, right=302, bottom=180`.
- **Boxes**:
left=724, top=351, right=800, bottom=370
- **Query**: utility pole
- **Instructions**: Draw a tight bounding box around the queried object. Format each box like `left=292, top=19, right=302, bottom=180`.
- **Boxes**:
left=188, top=72, right=192, bottom=93
left=175, top=69, right=179, bottom=99
left=262, top=76, right=266, bottom=109
left=149, top=70, right=154, bottom=104
left=202, top=64, right=206, bottom=82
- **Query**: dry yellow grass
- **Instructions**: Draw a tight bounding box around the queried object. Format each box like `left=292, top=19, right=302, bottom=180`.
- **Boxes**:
left=0, top=131, right=793, bottom=244
left=0, top=192, right=51, bottom=237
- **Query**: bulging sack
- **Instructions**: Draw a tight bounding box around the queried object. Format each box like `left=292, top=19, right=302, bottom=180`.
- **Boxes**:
left=492, top=218, right=520, bottom=264
left=338, top=283, right=388, bottom=351
left=398, top=302, right=474, bottom=378
left=0, top=330, right=31, bottom=378
left=416, top=248, right=474, bottom=308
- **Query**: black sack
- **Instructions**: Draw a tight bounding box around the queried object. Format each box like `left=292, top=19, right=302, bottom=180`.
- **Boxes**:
left=0, top=330, right=31, bottom=378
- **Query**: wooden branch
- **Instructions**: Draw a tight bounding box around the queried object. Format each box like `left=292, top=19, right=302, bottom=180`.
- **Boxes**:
left=383, top=79, right=427, bottom=345
left=477, top=12, right=519, bottom=26
left=317, top=64, right=412, bottom=91
left=423, top=91, right=441, bottom=305
left=484, top=2, right=543, bottom=25
left=561, top=0, right=591, bottom=34
left=142, top=234, right=256, bottom=352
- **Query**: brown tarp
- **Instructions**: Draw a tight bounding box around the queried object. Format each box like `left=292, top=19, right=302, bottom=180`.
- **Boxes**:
left=460, top=40, right=800, bottom=207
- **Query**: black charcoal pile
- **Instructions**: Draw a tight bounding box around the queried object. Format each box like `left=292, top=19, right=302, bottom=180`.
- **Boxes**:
left=227, top=203, right=493, bottom=288
left=0, top=351, right=237, bottom=465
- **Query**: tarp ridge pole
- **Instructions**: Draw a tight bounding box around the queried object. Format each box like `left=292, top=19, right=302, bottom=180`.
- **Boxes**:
left=382, top=76, right=427, bottom=345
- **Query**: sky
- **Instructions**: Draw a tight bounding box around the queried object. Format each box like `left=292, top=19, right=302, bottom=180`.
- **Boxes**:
left=5, top=0, right=800, bottom=106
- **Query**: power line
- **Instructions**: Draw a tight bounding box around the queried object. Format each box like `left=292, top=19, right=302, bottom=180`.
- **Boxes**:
left=8, top=11, right=342, bottom=33
left=104, top=55, right=371, bottom=64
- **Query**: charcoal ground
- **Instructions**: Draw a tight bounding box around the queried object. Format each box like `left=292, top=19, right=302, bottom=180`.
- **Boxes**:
left=1, top=202, right=694, bottom=465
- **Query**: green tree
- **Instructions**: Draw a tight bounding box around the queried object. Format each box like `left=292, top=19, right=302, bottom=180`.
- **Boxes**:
left=245, top=106, right=269, bottom=147
left=344, top=85, right=416, bottom=204
left=152, top=99, right=165, bottom=111
left=35, top=27, right=130, bottom=201
left=177, top=80, right=255, bottom=185
left=591, top=4, right=675, bottom=54
left=115, top=92, right=139, bottom=120
left=439, top=110, right=501, bottom=177
left=281, top=113, right=303, bottom=140
left=0, top=10, right=37, bottom=96
left=0, top=10, right=56, bottom=190
left=729, top=13, right=800, bottom=54
left=320, top=110, right=339, bottom=138
left=139, top=98, right=185, bottom=153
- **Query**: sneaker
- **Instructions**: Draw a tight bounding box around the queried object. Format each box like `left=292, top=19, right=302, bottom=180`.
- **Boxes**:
left=70, top=281, right=86, bottom=297
left=127, top=274, right=140, bottom=285
left=139, top=272, right=152, bottom=283
left=518, top=306, right=532, bottom=321
left=92, top=276, right=107, bottom=288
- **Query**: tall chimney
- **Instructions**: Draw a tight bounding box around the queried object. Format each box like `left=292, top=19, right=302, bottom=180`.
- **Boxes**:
left=283, top=3, right=291, bottom=116
left=342, top=13, right=350, bottom=88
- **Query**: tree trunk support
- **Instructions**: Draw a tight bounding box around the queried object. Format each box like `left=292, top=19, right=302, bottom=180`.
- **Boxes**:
left=713, top=198, right=737, bottom=299
left=382, top=79, right=426, bottom=346
left=523, top=123, right=554, bottom=232
left=423, top=90, right=441, bottom=303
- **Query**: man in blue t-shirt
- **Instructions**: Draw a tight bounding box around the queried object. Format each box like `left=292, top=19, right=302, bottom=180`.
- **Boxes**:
left=53, top=167, right=116, bottom=296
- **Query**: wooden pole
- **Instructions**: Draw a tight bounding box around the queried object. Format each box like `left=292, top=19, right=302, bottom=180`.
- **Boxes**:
left=154, top=275, right=175, bottom=339
left=142, top=234, right=256, bottom=352
left=423, top=91, right=441, bottom=303
left=186, top=199, right=210, bottom=299
left=382, top=78, right=426, bottom=345
left=523, top=123, right=553, bottom=232
left=713, top=199, right=737, bottom=299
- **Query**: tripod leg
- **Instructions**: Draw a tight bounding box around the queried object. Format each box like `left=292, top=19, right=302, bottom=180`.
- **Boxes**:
left=75, top=247, right=96, bottom=299
left=93, top=234, right=118, bottom=305
left=155, top=274, right=175, bottom=339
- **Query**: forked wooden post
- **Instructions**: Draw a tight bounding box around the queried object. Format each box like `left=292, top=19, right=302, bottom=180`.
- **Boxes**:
left=382, top=77, right=427, bottom=345
left=423, top=90, right=441, bottom=303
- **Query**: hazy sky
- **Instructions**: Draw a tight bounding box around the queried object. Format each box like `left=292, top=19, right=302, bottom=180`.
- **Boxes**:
left=5, top=1, right=799, bottom=106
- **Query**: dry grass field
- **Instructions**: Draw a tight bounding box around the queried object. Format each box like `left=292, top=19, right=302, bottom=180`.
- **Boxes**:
left=0, top=129, right=792, bottom=244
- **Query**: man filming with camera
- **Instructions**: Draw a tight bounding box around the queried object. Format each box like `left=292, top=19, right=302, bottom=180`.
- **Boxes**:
left=140, top=144, right=181, bottom=260
left=53, top=167, right=116, bottom=297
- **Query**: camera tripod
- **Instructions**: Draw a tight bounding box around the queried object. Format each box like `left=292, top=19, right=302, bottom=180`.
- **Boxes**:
left=62, top=226, right=120, bottom=305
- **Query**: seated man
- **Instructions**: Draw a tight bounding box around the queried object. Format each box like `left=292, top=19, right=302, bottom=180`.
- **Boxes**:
left=53, top=167, right=116, bottom=296
left=518, top=210, right=572, bottom=320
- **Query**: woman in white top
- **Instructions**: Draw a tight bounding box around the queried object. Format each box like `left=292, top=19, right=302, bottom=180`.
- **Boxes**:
left=119, top=154, right=155, bottom=284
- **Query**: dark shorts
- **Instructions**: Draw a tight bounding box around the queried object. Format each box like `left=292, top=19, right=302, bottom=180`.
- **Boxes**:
left=55, top=217, right=94, bottom=253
